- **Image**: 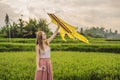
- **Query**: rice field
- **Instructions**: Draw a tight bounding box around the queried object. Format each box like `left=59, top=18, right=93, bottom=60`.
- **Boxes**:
left=0, top=51, right=120, bottom=80
left=0, top=38, right=120, bottom=53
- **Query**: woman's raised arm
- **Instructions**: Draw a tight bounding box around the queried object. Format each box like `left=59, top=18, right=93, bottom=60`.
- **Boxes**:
left=46, top=24, right=60, bottom=43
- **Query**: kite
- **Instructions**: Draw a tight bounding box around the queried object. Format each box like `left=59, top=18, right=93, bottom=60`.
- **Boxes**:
left=48, top=13, right=90, bottom=44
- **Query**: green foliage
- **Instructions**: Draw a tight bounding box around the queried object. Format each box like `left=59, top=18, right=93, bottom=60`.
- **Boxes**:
left=37, top=19, right=50, bottom=34
left=105, top=39, right=120, bottom=41
left=5, top=13, right=10, bottom=26
left=23, top=18, right=38, bottom=38
left=84, top=27, right=105, bottom=38
left=0, top=18, right=52, bottom=38
left=0, top=51, right=120, bottom=80
left=82, top=27, right=119, bottom=38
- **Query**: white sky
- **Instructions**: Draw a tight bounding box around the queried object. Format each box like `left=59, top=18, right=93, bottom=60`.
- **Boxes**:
left=0, top=0, right=120, bottom=33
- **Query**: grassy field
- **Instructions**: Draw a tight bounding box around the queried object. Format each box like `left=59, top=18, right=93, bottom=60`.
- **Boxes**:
left=0, top=37, right=120, bottom=80
left=0, top=51, right=120, bottom=80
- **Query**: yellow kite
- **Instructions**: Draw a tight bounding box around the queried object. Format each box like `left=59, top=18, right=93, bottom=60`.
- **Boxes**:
left=48, top=13, right=90, bottom=44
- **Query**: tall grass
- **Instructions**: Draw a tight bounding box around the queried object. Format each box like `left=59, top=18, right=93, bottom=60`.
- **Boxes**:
left=0, top=51, right=120, bottom=80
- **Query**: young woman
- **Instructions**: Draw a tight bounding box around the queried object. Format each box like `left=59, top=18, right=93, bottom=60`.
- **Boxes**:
left=34, top=24, right=60, bottom=80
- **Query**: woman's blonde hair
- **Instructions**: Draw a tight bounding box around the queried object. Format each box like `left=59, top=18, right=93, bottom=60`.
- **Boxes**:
left=36, top=31, right=49, bottom=51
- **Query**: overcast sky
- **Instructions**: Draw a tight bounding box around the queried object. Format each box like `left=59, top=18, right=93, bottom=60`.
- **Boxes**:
left=0, top=0, right=120, bottom=33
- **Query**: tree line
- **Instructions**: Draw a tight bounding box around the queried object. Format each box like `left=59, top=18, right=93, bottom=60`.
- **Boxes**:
left=78, top=27, right=118, bottom=38
left=0, top=14, right=119, bottom=38
left=0, top=14, right=52, bottom=38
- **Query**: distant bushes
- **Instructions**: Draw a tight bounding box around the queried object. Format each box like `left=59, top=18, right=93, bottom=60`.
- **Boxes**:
left=0, top=37, right=120, bottom=53
left=0, top=37, right=83, bottom=43
left=0, top=38, right=35, bottom=43
left=105, top=39, right=120, bottom=41
left=51, top=44, right=120, bottom=53
left=0, top=43, right=35, bottom=52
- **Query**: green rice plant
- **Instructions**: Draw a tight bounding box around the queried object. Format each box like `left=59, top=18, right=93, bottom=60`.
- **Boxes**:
left=0, top=51, right=120, bottom=80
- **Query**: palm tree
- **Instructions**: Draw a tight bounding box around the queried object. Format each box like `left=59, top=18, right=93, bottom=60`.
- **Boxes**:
left=4, top=13, right=11, bottom=42
left=23, top=18, right=37, bottom=38
left=23, top=18, right=52, bottom=38
left=18, top=18, right=25, bottom=37
left=5, top=13, right=9, bottom=27
left=37, top=19, right=51, bottom=36
left=10, top=22, right=19, bottom=38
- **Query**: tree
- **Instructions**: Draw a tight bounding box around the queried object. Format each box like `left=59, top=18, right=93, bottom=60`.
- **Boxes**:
left=80, top=27, right=84, bottom=34
left=5, top=13, right=10, bottom=27
left=18, top=18, right=25, bottom=37
left=1, top=17, right=52, bottom=38
left=10, top=22, right=19, bottom=38
left=23, top=18, right=52, bottom=38
left=84, top=27, right=106, bottom=38
left=109, top=28, right=112, bottom=33
left=23, top=18, right=37, bottom=38
left=37, top=19, right=50, bottom=33
left=114, top=30, right=118, bottom=35
left=4, top=13, right=11, bottom=42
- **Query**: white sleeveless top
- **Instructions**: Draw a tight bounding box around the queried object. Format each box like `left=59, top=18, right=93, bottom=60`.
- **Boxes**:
left=39, top=45, right=51, bottom=58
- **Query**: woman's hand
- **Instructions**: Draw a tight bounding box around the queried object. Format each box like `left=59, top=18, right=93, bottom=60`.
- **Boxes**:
left=41, top=65, right=47, bottom=71
left=36, top=65, right=47, bottom=71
